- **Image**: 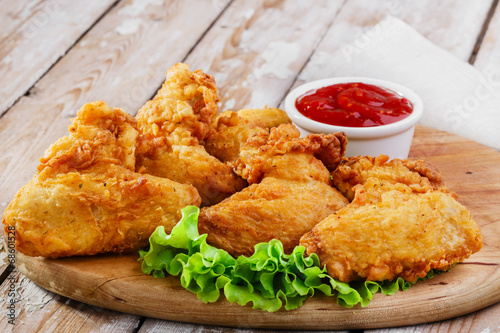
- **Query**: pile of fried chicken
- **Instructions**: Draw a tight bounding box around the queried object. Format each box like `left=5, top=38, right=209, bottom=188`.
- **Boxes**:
left=3, top=63, right=482, bottom=283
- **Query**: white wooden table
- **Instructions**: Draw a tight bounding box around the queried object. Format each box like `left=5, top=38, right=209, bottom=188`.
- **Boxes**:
left=1, top=1, right=499, bottom=332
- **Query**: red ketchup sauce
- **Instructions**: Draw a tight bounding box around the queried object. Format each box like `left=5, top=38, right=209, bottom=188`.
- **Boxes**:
left=295, top=82, right=413, bottom=127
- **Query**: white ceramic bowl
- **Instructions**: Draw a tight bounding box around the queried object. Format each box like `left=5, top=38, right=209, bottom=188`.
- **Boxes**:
left=285, top=77, right=423, bottom=159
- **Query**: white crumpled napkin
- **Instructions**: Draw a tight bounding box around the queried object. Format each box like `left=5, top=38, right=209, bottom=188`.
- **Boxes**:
left=300, top=17, right=500, bottom=150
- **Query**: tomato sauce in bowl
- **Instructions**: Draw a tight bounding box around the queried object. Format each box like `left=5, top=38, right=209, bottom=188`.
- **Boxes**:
left=284, top=77, right=423, bottom=159
left=295, top=82, right=413, bottom=127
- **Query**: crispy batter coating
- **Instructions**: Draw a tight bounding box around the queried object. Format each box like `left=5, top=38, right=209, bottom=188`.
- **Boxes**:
left=301, top=155, right=483, bottom=283
left=235, top=108, right=292, bottom=128
left=136, top=63, right=219, bottom=141
left=233, top=124, right=347, bottom=184
left=204, top=107, right=291, bottom=164
left=2, top=101, right=201, bottom=258
left=199, top=124, right=349, bottom=257
left=331, top=154, right=447, bottom=201
left=136, top=63, right=246, bottom=206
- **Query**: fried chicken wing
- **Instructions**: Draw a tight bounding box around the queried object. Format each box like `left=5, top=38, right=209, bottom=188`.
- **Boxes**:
left=2, top=101, right=201, bottom=258
left=136, top=63, right=219, bottom=141
left=300, top=155, right=483, bottom=283
left=331, top=154, right=447, bottom=201
left=204, top=107, right=291, bottom=164
left=198, top=124, right=349, bottom=257
left=136, top=63, right=246, bottom=205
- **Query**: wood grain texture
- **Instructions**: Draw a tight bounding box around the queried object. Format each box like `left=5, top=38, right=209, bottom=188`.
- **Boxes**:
left=288, top=0, right=494, bottom=93
left=137, top=320, right=350, bottom=333
left=0, top=270, right=141, bottom=333
left=0, top=1, right=345, bottom=330
left=13, top=126, right=500, bottom=330
left=473, top=0, right=500, bottom=72
left=1, top=1, right=500, bottom=331
left=393, top=0, right=494, bottom=61
left=366, top=301, right=500, bottom=333
left=185, top=0, right=345, bottom=111
left=0, top=0, right=230, bottom=328
left=0, top=0, right=117, bottom=115
left=0, top=0, right=231, bottom=233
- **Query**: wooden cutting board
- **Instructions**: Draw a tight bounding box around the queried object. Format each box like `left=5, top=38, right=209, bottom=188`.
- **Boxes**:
left=16, top=126, right=500, bottom=330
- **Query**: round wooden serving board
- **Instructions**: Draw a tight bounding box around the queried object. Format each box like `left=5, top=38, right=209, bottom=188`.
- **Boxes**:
left=16, top=126, right=500, bottom=330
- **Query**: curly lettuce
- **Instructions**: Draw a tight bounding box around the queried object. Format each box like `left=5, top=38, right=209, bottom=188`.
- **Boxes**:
left=139, top=206, right=443, bottom=312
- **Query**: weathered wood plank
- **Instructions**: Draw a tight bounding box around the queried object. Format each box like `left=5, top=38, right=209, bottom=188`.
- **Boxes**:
left=0, top=0, right=231, bottom=219
left=396, top=0, right=494, bottom=61
left=288, top=0, right=493, bottom=96
left=0, top=0, right=118, bottom=116
left=1, top=0, right=498, bottom=331
left=0, top=270, right=140, bottom=332
left=365, top=300, right=500, bottom=333
left=0, top=0, right=231, bottom=330
left=138, top=319, right=350, bottom=333
left=473, top=0, right=500, bottom=72
left=184, top=0, right=346, bottom=111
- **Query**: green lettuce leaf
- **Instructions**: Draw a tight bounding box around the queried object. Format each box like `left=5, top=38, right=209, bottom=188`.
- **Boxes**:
left=138, top=206, right=443, bottom=312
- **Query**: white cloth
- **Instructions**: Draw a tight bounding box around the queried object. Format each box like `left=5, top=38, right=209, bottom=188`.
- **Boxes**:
left=299, top=17, right=500, bottom=150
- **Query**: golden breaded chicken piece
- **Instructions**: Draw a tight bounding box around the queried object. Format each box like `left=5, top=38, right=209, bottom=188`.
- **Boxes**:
left=331, top=154, right=447, bottom=201
left=136, top=63, right=246, bottom=206
left=136, top=63, right=219, bottom=141
left=300, top=155, right=483, bottom=283
left=204, top=107, right=291, bottom=164
left=2, top=101, right=201, bottom=258
left=198, top=124, right=349, bottom=257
